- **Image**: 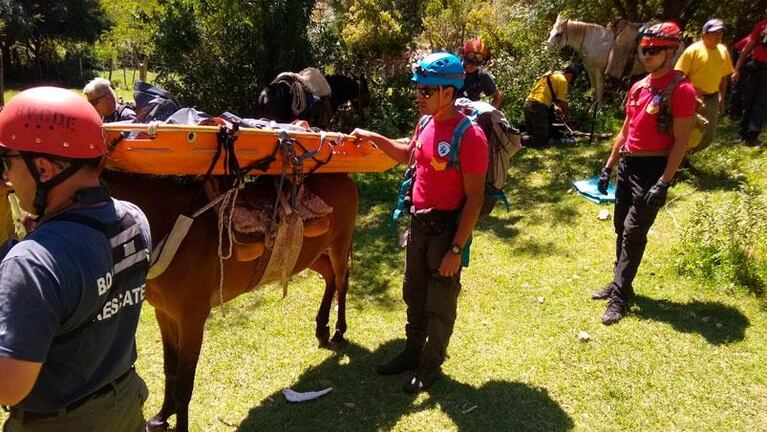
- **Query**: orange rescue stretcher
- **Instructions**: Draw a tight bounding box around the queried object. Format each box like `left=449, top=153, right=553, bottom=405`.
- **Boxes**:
left=103, top=123, right=397, bottom=176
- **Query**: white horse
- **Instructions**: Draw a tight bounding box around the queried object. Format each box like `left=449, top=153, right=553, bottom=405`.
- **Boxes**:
left=546, top=14, right=683, bottom=106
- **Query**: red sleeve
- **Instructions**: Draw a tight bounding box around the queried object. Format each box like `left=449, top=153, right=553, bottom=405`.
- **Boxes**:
left=458, top=123, right=488, bottom=175
left=671, top=80, right=697, bottom=118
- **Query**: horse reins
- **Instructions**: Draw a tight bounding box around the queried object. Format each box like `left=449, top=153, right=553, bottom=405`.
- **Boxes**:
left=563, top=19, right=587, bottom=54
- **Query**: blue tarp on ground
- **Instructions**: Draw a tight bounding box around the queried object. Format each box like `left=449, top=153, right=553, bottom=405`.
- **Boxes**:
left=572, top=176, right=616, bottom=203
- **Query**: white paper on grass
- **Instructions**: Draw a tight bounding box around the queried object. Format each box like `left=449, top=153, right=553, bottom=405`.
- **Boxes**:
left=282, top=387, right=333, bottom=403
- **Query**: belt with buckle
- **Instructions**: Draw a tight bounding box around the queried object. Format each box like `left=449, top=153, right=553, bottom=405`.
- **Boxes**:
left=619, top=149, right=670, bottom=157
left=9, top=368, right=135, bottom=423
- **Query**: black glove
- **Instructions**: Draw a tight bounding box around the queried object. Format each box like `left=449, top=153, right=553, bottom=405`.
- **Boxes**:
left=644, top=179, right=671, bottom=209
left=597, top=167, right=612, bottom=195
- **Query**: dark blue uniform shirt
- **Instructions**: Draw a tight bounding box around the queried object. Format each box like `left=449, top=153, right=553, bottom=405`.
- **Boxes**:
left=0, top=188, right=150, bottom=412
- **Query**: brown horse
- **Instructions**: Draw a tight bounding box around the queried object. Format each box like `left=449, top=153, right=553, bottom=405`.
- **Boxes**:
left=1, top=172, right=358, bottom=432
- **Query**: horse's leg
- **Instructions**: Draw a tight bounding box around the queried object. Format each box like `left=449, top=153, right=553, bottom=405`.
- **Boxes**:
left=330, top=267, right=350, bottom=347
left=594, top=69, right=604, bottom=109
left=171, top=310, right=210, bottom=432
left=310, top=254, right=335, bottom=348
left=328, top=247, right=351, bottom=347
left=146, top=310, right=181, bottom=432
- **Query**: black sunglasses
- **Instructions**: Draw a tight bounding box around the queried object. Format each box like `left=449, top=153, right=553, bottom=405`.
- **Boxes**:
left=0, top=153, right=22, bottom=172
left=641, top=46, right=667, bottom=56
left=464, top=52, right=485, bottom=65
left=415, top=86, right=441, bottom=98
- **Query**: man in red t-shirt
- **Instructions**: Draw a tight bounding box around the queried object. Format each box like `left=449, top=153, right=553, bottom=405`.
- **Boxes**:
left=733, top=19, right=767, bottom=145
left=352, top=52, right=488, bottom=393
left=594, top=22, right=696, bottom=325
left=728, top=35, right=753, bottom=117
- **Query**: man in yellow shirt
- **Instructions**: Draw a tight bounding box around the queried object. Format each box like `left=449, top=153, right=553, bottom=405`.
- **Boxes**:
left=523, top=66, right=576, bottom=147
left=675, top=19, right=734, bottom=150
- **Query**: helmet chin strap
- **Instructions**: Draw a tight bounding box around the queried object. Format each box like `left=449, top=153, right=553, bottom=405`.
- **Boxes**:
left=649, top=48, right=673, bottom=75
left=20, top=155, right=84, bottom=218
left=432, top=88, right=454, bottom=119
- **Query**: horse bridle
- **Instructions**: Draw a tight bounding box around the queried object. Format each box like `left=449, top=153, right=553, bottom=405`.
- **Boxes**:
left=557, top=18, right=586, bottom=53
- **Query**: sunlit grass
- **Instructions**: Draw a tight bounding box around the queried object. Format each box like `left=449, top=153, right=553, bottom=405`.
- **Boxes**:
left=0, top=118, right=764, bottom=431
left=131, top=121, right=765, bottom=431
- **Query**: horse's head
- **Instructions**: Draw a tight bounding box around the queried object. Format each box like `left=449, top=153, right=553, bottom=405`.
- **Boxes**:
left=546, top=14, right=569, bottom=51
left=256, top=81, right=293, bottom=122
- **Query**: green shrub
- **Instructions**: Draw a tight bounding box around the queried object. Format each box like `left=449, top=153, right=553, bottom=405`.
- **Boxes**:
left=365, top=74, right=419, bottom=138
left=673, top=185, right=767, bottom=295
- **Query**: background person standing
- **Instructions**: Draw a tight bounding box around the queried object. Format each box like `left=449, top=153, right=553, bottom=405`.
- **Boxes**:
left=459, top=38, right=503, bottom=108
left=595, top=23, right=695, bottom=325
left=732, top=18, right=767, bottom=146
left=674, top=18, right=734, bottom=151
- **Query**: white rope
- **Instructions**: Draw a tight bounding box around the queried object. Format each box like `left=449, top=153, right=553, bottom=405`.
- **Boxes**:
left=289, top=80, right=307, bottom=116
left=215, top=183, right=244, bottom=306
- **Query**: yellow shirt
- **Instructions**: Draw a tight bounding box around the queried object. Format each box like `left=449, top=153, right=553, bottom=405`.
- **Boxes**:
left=526, top=72, right=568, bottom=107
left=674, top=40, right=734, bottom=95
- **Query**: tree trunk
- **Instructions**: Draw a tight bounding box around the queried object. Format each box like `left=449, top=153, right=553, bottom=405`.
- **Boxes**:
left=1, top=41, right=10, bottom=88
left=108, top=57, right=113, bottom=82
left=0, top=49, right=4, bottom=106
left=661, top=0, right=685, bottom=22
left=612, top=0, right=641, bottom=20
left=139, top=58, right=148, bottom=82
left=123, top=67, right=127, bottom=90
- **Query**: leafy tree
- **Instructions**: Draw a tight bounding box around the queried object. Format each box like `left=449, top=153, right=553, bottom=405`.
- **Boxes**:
left=98, top=0, right=162, bottom=84
left=342, top=0, right=410, bottom=58
left=153, top=0, right=315, bottom=114
left=0, top=0, right=106, bottom=82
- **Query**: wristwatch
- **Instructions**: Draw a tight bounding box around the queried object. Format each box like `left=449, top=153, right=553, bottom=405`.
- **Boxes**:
left=449, top=243, right=463, bottom=255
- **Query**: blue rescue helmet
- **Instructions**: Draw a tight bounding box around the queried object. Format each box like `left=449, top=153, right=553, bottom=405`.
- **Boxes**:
left=411, top=52, right=465, bottom=89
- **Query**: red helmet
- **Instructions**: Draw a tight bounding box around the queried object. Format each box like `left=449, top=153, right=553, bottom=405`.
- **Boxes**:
left=462, top=38, right=490, bottom=64
left=640, top=22, right=682, bottom=47
left=0, top=86, right=105, bottom=159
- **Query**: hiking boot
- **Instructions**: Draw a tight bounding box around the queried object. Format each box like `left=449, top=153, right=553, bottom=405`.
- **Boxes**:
left=601, top=296, right=629, bottom=325
left=402, top=365, right=442, bottom=394
left=591, top=283, right=615, bottom=300
left=377, top=343, right=421, bottom=375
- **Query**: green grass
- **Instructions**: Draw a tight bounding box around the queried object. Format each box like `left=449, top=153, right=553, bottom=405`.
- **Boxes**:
left=2, top=120, right=766, bottom=431
left=132, top=119, right=765, bottom=431
left=96, top=68, right=159, bottom=100
left=2, top=68, right=159, bottom=103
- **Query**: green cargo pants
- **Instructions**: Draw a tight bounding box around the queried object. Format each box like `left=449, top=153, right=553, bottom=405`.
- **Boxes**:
left=4, top=370, right=148, bottom=432
left=403, top=210, right=462, bottom=369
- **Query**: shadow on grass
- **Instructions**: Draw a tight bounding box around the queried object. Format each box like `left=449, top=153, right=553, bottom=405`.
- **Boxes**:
left=350, top=171, right=409, bottom=305
left=235, top=340, right=573, bottom=432
left=677, top=160, right=747, bottom=192
left=504, top=146, right=609, bottom=224
left=633, top=295, right=749, bottom=345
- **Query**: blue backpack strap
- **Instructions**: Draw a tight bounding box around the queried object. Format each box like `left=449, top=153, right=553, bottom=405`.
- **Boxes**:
left=391, top=115, right=433, bottom=228
left=486, top=189, right=511, bottom=212
left=447, top=116, right=474, bottom=168
left=390, top=168, right=414, bottom=228
left=417, top=115, right=433, bottom=132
